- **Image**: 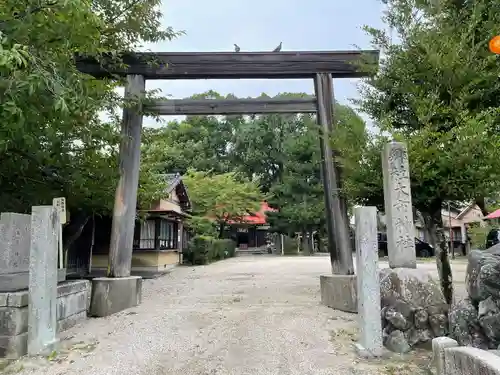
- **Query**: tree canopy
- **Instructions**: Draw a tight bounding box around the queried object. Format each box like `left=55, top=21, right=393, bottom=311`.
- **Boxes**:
left=0, top=0, right=179, bottom=215
left=183, top=170, right=264, bottom=237
left=140, top=93, right=371, bottom=240
left=357, top=0, right=500, bottom=303
left=359, top=0, right=500, bottom=221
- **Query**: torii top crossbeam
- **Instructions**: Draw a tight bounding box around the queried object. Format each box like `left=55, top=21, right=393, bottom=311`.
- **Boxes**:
left=75, top=50, right=379, bottom=80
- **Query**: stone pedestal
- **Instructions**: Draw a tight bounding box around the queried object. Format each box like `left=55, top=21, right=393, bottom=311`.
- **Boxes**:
left=90, top=276, right=142, bottom=317
left=382, top=142, right=416, bottom=269
left=0, top=211, right=66, bottom=293
left=0, top=269, right=66, bottom=293
left=0, top=280, right=89, bottom=359
left=320, top=274, right=357, bottom=313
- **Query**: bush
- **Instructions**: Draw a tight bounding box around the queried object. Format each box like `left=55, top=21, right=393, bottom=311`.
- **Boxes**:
left=283, top=235, right=298, bottom=255
left=469, top=224, right=495, bottom=250
left=211, top=239, right=236, bottom=260
left=186, top=236, right=236, bottom=265
left=186, top=235, right=212, bottom=265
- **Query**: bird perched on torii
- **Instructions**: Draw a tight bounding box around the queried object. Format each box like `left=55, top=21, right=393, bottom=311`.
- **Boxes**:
left=272, top=42, right=282, bottom=52
left=234, top=44, right=241, bottom=52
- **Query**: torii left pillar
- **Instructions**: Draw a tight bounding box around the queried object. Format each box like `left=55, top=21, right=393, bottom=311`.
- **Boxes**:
left=89, top=75, right=144, bottom=317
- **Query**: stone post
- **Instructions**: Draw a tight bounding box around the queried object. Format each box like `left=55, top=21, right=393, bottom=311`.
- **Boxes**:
left=432, top=337, right=458, bottom=375
left=382, top=141, right=416, bottom=269
left=28, top=206, right=59, bottom=355
left=354, top=206, right=383, bottom=357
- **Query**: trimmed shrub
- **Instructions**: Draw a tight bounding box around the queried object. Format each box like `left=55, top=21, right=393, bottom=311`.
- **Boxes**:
left=469, top=224, right=495, bottom=250
left=186, top=236, right=236, bottom=265
left=283, top=235, right=298, bottom=255
left=212, top=239, right=236, bottom=259
left=186, top=235, right=212, bottom=265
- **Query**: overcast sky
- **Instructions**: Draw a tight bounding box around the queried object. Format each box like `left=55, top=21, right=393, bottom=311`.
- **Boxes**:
left=137, top=0, right=386, bottom=127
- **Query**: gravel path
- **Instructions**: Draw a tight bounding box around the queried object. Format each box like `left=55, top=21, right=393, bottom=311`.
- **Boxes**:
left=12, top=256, right=436, bottom=375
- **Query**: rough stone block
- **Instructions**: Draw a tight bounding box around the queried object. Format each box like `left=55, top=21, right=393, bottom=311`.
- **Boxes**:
left=380, top=267, right=446, bottom=307
left=57, top=291, right=87, bottom=319
left=0, top=273, right=29, bottom=293
left=90, top=276, right=142, bottom=317
left=0, top=280, right=89, bottom=359
left=5, top=291, right=28, bottom=308
left=57, top=311, right=87, bottom=332
left=0, top=269, right=65, bottom=293
left=0, top=280, right=90, bottom=308
left=320, top=274, right=357, bottom=313
left=0, top=307, right=27, bottom=336
left=0, top=333, right=27, bottom=360
left=432, top=337, right=459, bottom=375
left=57, top=280, right=89, bottom=297
left=444, top=347, right=500, bottom=375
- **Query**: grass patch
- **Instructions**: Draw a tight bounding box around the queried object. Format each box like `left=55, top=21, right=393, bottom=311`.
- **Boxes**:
left=69, top=341, right=98, bottom=353
left=329, top=328, right=358, bottom=342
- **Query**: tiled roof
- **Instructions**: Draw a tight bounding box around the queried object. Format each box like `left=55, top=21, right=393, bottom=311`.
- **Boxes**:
left=159, top=173, right=182, bottom=193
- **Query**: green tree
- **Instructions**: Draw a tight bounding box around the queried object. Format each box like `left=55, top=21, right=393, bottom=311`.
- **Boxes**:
left=266, top=118, right=324, bottom=253
left=141, top=91, right=237, bottom=175
left=359, top=0, right=500, bottom=303
left=183, top=170, right=264, bottom=238
left=0, top=0, right=180, bottom=247
left=230, top=93, right=313, bottom=192
left=142, top=91, right=370, bottom=252
left=265, top=103, right=370, bottom=252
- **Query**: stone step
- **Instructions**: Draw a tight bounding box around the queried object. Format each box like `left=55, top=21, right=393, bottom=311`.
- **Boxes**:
left=236, top=248, right=268, bottom=256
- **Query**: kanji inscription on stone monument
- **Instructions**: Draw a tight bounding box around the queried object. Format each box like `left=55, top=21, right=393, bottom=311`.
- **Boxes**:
left=382, top=141, right=416, bottom=269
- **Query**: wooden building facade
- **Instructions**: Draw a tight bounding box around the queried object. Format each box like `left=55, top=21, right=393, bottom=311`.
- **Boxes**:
left=68, top=173, right=192, bottom=278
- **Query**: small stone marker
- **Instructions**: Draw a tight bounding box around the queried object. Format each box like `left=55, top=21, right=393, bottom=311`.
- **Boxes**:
left=355, top=206, right=383, bottom=357
left=382, top=141, right=416, bottom=269
left=28, top=206, right=59, bottom=355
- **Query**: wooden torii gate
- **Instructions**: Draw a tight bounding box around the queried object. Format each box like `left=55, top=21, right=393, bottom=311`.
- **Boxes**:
left=76, top=50, right=379, bottom=278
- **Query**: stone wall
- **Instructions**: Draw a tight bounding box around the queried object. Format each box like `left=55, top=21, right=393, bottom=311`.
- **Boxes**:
left=0, top=280, right=90, bottom=359
left=320, top=267, right=448, bottom=353
left=449, top=246, right=500, bottom=349
left=433, top=337, right=500, bottom=375
left=380, top=268, right=448, bottom=352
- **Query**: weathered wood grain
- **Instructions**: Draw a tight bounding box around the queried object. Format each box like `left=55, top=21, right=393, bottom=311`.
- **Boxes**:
left=145, top=98, right=317, bottom=115
left=75, top=50, right=379, bottom=79
left=108, top=74, right=145, bottom=278
left=314, top=73, right=354, bottom=275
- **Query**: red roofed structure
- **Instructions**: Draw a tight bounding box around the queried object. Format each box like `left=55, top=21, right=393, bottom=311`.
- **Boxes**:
left=226, top=202, right=276, bottom=250
left=227, top=201, right=276, bottom=225
left=485, top=208, right=500, bottom=220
